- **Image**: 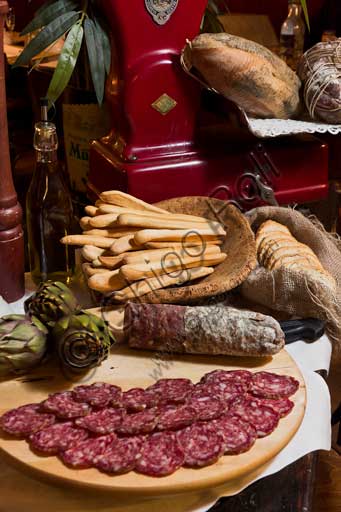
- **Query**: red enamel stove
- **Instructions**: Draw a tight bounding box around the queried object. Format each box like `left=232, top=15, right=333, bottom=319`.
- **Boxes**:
left=89, top=0, right=328, bottom=210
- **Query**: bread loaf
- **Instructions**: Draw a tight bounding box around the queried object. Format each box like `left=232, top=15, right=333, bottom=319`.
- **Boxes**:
left=184, top=33, right=302, bottom=119
left=298, top=40, right=341, bottom=124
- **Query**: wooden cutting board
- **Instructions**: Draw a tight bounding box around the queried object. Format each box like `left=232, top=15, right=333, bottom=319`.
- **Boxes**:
left=0, top=346, right=306, bottom=496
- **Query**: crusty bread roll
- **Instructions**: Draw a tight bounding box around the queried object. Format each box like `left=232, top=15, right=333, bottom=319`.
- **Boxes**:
left=184, top=33, right=302, bottom=119
left=256, top=220, right=336, bottom=290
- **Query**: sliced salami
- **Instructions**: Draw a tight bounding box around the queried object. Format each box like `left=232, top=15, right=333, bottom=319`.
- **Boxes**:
left=0, top=404, right=55, bottom=438
left=189, top=395, right=226, bottom=421
left=135, top=431, right=185, bottom=477
left=72, top=382, right=122, bottom=409
left=156, top=404, right=197, bottom=431
left=147, top=378, right=194, bottom=405
left=75, top=408, right=125, bottom=435
left=177, top=422, right=225, bottom=467
left=60, top=434, right=116, bottom=469
left=213, top=415, right=257, bottom=454
left=250, top=372, right=299, bottom=399
left=191, top=382, right=242, bottom=404
left=247, top=395, right=294, bottom=418
left=116, top=408, right=159, bottom=436
left=96, top=436, right=144, bottom=474
left=229, top=396, right=280, bottom=437
left=201, top=370, right=252, bottom=392
left=29, top=422, right=89, bottom=455
left=121, top=388, right=158, bottom=412
left=41, top=392, right=91, bottom=419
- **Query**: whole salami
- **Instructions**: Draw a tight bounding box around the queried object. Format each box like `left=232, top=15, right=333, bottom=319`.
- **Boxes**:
left=250, top=372, right=299, bottom=399
left=96, top=436, right=144, bottom=474
left=29, top=422, right=89, bottom=455
left=75, top=408, right=125, bottom=435
left=41, top=392, right=91, bottom=419
left=60, top=434, right=116, bottom=469
left=0, top=404, right=55, bottom=437
left=125, top=303, right=285, bottom=357
left=177, top=423, right=225, bottom=467
left=135, top=432, right=185, bottom=477
left=72, top=382, right=122, bottom=409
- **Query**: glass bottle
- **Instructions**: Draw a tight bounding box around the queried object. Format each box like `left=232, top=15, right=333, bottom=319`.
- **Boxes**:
left=26, top=99, right=75, bottom=285
left=279, top=0, right=306, bottom=71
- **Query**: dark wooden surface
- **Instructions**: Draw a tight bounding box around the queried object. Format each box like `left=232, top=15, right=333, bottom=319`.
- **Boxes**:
left=0, top=0, right=25, bottom=302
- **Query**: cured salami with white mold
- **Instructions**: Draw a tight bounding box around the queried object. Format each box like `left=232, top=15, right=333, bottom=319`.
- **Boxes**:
left=125, top=303, right=285, bottom=357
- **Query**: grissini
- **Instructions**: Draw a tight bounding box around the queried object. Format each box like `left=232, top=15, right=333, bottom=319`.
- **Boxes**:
left=79, top=217, right=92, bottom=230
left=134, top=228, right=225, bottom=245
left=145, top=240, right=223, bottom=249
left=61, top=235, right=113, bottom=249
left=114, top=266, right=214, bottom=302
left=99, top=190, right=168, bottom=214
left=98, top=204, right=208, bottom=223
left=82, top=263, right=109, bottom=277
left=87, top=269, right=127, bottom=293
left=84, top=205, right=99, bottom=217
left=99, top=254, right=127, bottom=269
left=119, top=252, right=227, bottom=281
left=84, top=228, right=138, bottom=239
left=81, top=245, right=107, bottom=262
left=110, top=234, right=141, bottom=255
left=123, top=245, right=221, bottom=266
left=116, top=212, right=224, bottom=232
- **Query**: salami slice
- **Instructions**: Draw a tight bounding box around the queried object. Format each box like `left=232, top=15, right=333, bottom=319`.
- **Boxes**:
left=72, top=382, right=122, bottom=409
left=75, top=408, right=125, bottom=435
left=177, top=423, right=225, bottom=467
left=250, top=372, right=299, bottom=399
left=147, top=378, right=194, bottom=405
left=189, top=395, right=226, bottom=421
left=121, top=388, right=158, bottom=412
left=96, top=436, right=144, bottom=474
left=29, top=422, right=89, bottom=455
left=41, top=392, right=91, bottom=419
left=201, top=370, right=252, bottom=392
left=116, top=408, right=159, bottom=436
left=0, top=404, right=55, bottom=438
left=229, top=396, right=280, bottom=437
left=213, top=415, right=257, bottom=454
left=247, top=395, right=294, bottom=418
left=60, top=434, right=116, bottom=469
left=135, top=431, right=185, bottom=477
left=191, top=383, right=242, bottom=405
left=156, top=404, right=197, bottom=431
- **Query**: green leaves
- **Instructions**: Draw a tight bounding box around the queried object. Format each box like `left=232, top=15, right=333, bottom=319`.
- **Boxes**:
left=94, top=19, right=111, bottom=75
left=84, top=17, right=105, bottom=104
left=300, top=0, right=310, bottom=31
left=14, top=11, right=80, bottom=68
left=21, top=0, right=80, bottom=36
left=47, top=21, right=84, bottom=104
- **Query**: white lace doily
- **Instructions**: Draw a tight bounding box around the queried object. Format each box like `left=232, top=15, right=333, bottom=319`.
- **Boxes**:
left=246, top=116, right=341, bottom=138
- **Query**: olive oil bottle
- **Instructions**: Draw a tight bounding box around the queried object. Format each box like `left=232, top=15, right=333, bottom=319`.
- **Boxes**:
left=26, top=99, right=75, bottom=285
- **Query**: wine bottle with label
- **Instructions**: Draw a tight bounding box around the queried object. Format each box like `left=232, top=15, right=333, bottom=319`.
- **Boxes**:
left=26, top=99, right=75, bottom=285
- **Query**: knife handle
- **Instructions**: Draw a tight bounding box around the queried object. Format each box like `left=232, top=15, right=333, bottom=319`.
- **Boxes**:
left=280, top=318, right=325, bottom=344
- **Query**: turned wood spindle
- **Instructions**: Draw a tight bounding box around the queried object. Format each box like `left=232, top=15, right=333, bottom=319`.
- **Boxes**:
left=0, top=0, right=24, bottom=302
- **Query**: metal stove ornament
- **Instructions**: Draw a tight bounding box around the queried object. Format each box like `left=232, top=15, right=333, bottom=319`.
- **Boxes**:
left=145, top=0, right=179, bottom=25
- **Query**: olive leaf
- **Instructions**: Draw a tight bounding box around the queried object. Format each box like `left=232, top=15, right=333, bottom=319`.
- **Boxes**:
left=21, top=0, right=80, bottom=36
left=47, top=21, right=84, bottom=104
left=300, top=0, right=310, bottom=31
left=94, top=18, right=111, bottom=75
left=14, top=11, right=80, bottom=68
left=84, top=17, right=105, bottom=104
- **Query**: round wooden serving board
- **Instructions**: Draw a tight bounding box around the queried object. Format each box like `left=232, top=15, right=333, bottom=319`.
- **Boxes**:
left=0, top=347, right=306, bottom=496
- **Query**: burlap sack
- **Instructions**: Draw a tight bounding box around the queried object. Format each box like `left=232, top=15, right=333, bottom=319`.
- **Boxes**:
left=240, top=206, right=341, bottom=349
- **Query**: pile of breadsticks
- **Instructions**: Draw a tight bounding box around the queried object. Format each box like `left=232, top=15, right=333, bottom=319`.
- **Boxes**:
left=61, top=191, right=227, bottom=301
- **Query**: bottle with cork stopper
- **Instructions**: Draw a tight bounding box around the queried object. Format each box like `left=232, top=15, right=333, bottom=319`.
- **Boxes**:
left=26, top=98, right=75, bottom=285
left=279, top=0, right=306, bottom=71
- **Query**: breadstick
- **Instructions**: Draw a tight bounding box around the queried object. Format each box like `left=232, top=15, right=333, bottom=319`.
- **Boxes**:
left=114, top=266, right=214, bottom=302
left=145, top=240, right=223, bottom=249
left=80, top=217, right=92, bottom=230
left=134, top=229, right=225, bottom=246
left=110, top=234, right=141, bottom=255
left=99, top=190, right=168, bottom=214
left=87, top=269, right=127, bottom=293
left=116, top=213, right=224, bottom=232
left=84, top=205, right=99, bottom=217
left=82, top=263, right=109, bottom=277
left=120, top=252, right=227, bottom=281
left=123, top=245, right=220, bottom=266
left=81, top=245, right=107, bottom=262
left=88, top=214, right=120, bottom=228
left=98, top=204, right=209, bottom=223
left=99, top=254, right=127, bottom=269
left=61, top=235, right=113, bottom=249
left=83, top=228, right=137, bottom=239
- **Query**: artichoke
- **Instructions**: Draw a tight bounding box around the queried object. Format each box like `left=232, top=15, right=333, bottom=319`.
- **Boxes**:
left=0, top=315, right=48, bottom=377
left=53, top=311, right=115, bottom=374
left=24, top=281, right=79, bottom=329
